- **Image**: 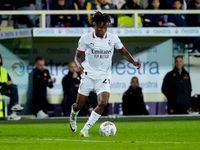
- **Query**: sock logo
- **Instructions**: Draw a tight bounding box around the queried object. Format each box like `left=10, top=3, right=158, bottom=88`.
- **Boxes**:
left=87, top=124, right=92, bottom=127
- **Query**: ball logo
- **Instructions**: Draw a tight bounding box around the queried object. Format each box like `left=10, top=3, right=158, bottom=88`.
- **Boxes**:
left=12, top=62, right=25, bottom=77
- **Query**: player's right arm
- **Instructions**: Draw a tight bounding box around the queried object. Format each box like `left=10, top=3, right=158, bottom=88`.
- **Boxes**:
left=74, top=35, right=86, bottom=74
left=74, top=51, right=84, bottom=74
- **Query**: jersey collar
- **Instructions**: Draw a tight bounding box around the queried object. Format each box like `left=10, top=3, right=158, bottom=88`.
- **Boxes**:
left=92, top=32, right=107, bottom=39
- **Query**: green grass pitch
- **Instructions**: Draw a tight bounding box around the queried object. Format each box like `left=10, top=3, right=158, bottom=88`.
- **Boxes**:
left=0, top=120, right=200, bottom=150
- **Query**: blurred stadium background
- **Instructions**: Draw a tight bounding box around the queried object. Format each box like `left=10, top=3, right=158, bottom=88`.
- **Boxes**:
left=1, top=0, right=200, bottom=149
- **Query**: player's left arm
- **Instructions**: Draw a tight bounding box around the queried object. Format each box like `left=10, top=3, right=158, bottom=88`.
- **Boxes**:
left=118, top=47, right=141, bottom=69
left=74, top=51, right=84, bottom=74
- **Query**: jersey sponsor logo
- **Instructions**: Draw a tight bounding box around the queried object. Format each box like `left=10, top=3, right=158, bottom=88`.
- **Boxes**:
left=91, top=49, right=111, bottom=54
left=99, top=55, right=109, bottom=59
left=91, top=49, right=112, bottom=59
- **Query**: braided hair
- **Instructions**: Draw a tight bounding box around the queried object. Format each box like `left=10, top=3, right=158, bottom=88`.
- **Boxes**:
left=89, top=11, right=111, bottom=25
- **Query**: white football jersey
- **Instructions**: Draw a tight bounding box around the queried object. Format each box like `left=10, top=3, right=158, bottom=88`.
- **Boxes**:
left=77, top=31, right=123, bottom=75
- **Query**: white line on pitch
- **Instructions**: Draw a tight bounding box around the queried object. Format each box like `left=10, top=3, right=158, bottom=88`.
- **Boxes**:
left=42, top=138, right=196, bottom=144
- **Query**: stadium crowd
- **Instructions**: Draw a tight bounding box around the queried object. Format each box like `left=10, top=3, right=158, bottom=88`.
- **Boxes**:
left=1, top=0, right=200, bottom=52
left=0, top=0, right=200, bottom=28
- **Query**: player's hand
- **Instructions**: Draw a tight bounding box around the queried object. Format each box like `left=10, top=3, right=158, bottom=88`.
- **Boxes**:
left=77, top=66, right=84, bottom=74
left=59, top=16, right=64, bottom=19
left=133, top=61, right=141, bottom=69
left=51, top=78, right=56, bottom=83
left=158, top=21, right=163, bottom=26
left=6, top=81, right=13, bottom=85
left=29, top=3, right=35, bottom=6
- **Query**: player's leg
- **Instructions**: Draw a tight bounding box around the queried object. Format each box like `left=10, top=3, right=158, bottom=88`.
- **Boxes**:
left=72, top=93, right=88, bottom=111
left=94, top=91, right=110, bottom=114
left=80, top=92, right=109, bottom=137
left=70, top=93, right=88, bottom=132
left=70, top=74, right=93, bottom=132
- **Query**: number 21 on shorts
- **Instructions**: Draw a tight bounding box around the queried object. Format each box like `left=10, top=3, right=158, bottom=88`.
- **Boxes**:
left=102, top=79, right=110, bottom=84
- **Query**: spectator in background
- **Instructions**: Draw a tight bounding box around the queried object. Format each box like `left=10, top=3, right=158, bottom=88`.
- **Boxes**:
left=122, top=77, right=149, bottom=115
left=187, top=0, right=200, bottom=52
left=121, top=0, right=140, bottom=9
left=39, top=0, right=52, bottom=27
left=13, top=0, right=35, bottom=10
left=51, top=0, right=72, bottom=27
left=119, top=0, right=142, bottom=27
left=13, top=0, right=38, bottom=28
left=33, top=56, right=56, bottom=118
left=182, top=0, right=187, bottom=9
left=0, top=54, right=24, bottom=120
left=139, top=0, right=150, bottom=9
left=162, top=56, right=192, bottom=114
left=88, top=0, right=95, bottom=3
left=187, top=0, right=200, bottom=26
left=65, top=0, right=74, bottom=7
left=92, top=0, right=114, bottom=9
left=144, top=0, right=164, bottom=27
left=92, top=0, right=117, bottom=27
left=65, top=0, right=94, bottom=7
left=41, top=0, right=52, bottom=10
left=70, top=0, right=92, bottom=27
left=159, top=0, right=174, bottom=9
left=0, top=0, right=13, bottom=10
left=0, top=0, right=14, bottom=27
left=168, top=0, right=187, bottom=27
left=62, top=61, right=81, bottom=116
left=159, top=0, right=187, bottom=9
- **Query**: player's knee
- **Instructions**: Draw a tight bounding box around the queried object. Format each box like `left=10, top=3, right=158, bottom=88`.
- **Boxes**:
left=98, top=101, right=107, bottom=108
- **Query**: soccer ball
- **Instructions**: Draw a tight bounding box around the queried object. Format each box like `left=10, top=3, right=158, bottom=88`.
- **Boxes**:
left=99, top=121, right=117, bottom=136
